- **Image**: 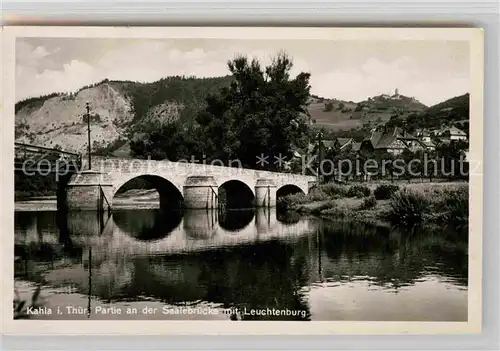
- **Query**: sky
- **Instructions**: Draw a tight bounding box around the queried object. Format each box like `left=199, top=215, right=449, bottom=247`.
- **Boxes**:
left=16, top=38, right=470, bottom=106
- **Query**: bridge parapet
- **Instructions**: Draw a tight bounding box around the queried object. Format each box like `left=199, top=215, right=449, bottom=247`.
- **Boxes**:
left=88, top=155, right=316, bottom=184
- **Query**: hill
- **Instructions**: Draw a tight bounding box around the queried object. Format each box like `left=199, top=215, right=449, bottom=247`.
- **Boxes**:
left=388, top=93, right=469, bottom=132
left=15, top=76, right=234, bottom=154
left=308, top=89, right=427, bottom=132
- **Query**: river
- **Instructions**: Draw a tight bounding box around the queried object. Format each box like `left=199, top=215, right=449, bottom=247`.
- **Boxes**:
left=14, top=208, right=468, bottom=321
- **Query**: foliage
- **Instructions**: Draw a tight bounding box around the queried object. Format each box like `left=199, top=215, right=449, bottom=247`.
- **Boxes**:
left=436, top=185, right=469, bottom=225
left=113, top=76, right=234, bottom=123
left=388, top=189, right=431, bottom=224
left=276, top=188, right=330, bottom=211
left=195, top=52, right=312, bottom=169
left=347, top=184, right=371, bottom=198
left=311, top=200, right=337, bottom=214
left=129, top=53, right=312, bottom=170
left=306, top=189, right=330, bottom=202
left=93, top=137, right=128, bottom=156
left=435, top=140, right=469, bottom=180
left=319, top=183, right=348, bottom=197
left=15, top=93, right=63, bottom=113
left=359, top=195, right=377, bottom=210
left=129, top=120, right=202, bottom=161
left=276, top=193, right=305, bottom=211
left=15, top=172, right=58, bottom=199
left=324, top=102, right=334, bottom=112
left=14, top=285, right=43, bottom=319
left=374, top=184, right=400, bottom=200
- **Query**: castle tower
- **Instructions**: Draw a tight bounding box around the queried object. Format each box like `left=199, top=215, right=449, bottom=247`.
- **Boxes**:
left=395, top=88, right=399, bottom=96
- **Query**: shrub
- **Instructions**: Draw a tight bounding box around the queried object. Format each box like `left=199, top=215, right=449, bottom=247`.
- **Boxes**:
left=305, top=190, right=330, bottom=202
left=439, top=186, right=469, bottom=224
left=388, top=189, right=431, bottom=224
left=359, top=195, right=377, bottom=210
left=319, top=183, right=347, bottom=198
left=324, top=102, right=334, bottom=112
left=347, top=185, right=371, bottom=198
left=276, top=192, right=307, bottom=211
left=311, top=200, right=337, bottom=215
left=374, top=184, right=400, bottom=200
left=14, top=285, right=43, bottom=319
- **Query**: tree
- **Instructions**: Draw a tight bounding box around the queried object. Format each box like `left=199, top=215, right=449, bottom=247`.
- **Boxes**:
left=436, top=140, right=469, bottom=180
left=128, top=52, right=312, bottom=170
left=129, top=120, right=201, bottom=161
left=195, top=52, right=312, bottom=170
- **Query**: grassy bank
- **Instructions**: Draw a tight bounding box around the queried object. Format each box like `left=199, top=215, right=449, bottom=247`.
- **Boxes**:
left=277, top=181, right=468, bottom=227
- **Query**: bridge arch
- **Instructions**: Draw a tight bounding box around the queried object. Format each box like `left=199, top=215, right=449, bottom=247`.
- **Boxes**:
left=276, top=184, right=305, bottom=198
left=113, top=175, right=183, bottom=210
left=113, top=209, right=183, bottom=241
left=218, top=180, right=255, bottom=209
left=219, top=209, right=255, bottom=232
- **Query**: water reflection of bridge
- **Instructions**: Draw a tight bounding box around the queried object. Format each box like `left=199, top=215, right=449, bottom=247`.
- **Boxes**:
left=15, top=210, right=468, bottom=320
left=65, top=208, right=318, bottom=257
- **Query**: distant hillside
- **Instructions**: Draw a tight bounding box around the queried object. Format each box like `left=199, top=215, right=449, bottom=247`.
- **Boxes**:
left=15, top=76, right=234, bottom=154
left=424, top=93, right=469, bottom=121
left=397, top=93, right=470, bottom=132
left=309, top=89, right=427, bottom=132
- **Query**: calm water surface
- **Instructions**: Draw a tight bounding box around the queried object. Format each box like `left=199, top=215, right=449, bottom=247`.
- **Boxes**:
left=14, top=208, right=468, bottom=321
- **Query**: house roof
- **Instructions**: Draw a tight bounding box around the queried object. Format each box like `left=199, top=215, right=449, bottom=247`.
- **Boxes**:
left=351, top=142, right=362, bottom=152
left=376, top=133, right=404, bottom=149
left=396, top=128, right=418, bottom=140
left=337, top=137, right=353, bottom=148
left=367, top=127, right=410, bottom=149
left=437, top=126, right=467, bottom=136
left=368, top=131, right=383, bottom=148
left=322, top=139, right=337, bottom=148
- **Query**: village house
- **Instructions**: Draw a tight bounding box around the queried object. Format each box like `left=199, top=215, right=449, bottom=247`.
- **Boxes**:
left=334, top=137, right=354, bottom=151
left=435, top=126, right=468, bottom=141
left=359, top=127, right=428, bottom=156
left=415, top=128, right=436, bottom=151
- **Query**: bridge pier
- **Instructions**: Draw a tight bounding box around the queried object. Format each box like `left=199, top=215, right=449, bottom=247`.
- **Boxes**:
left=183, top=176, right=218, bottom=209
left=254, top=179, right=276, bottom=208
left=66, top=170, right=113, bottom=211
left=183, top=209, right=219, bottom=238
left=255, top=207, right=277, bottom=235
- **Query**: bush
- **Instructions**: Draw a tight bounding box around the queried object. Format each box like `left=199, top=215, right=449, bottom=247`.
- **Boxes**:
left=347, top=185, right=371, bottom=198
left=319, top=183, right=347, bottom=198
left=324, top=102, right=334, bottom=112
left=439, top=186, right=468, bottom=224
left=388, top=189, right=431, bottom=224
left=277, top=189, right=330, bottom=212
left=14, top=285, right=43, bottom=319
left=359, top=195, right=377, bottom=210
left=311, top=200, right=337, bottom=215
left=374, top=184, right=400, bottom=200
left=305, top=190, right=330, bottom=202
left=276, top=192, right=307, bottom=211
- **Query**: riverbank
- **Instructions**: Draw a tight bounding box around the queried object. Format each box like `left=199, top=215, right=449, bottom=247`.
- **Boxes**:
left=279, top=181, right=468, bottom=227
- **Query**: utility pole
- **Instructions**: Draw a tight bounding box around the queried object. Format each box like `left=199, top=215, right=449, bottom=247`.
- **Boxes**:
left=317, top=131, right=323, bottom=183
left=86, top=102, right=91, bottom=170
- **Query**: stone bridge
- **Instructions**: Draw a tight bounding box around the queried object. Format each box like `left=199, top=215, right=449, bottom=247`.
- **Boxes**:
left=64, top=156, right=317, bottom=211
